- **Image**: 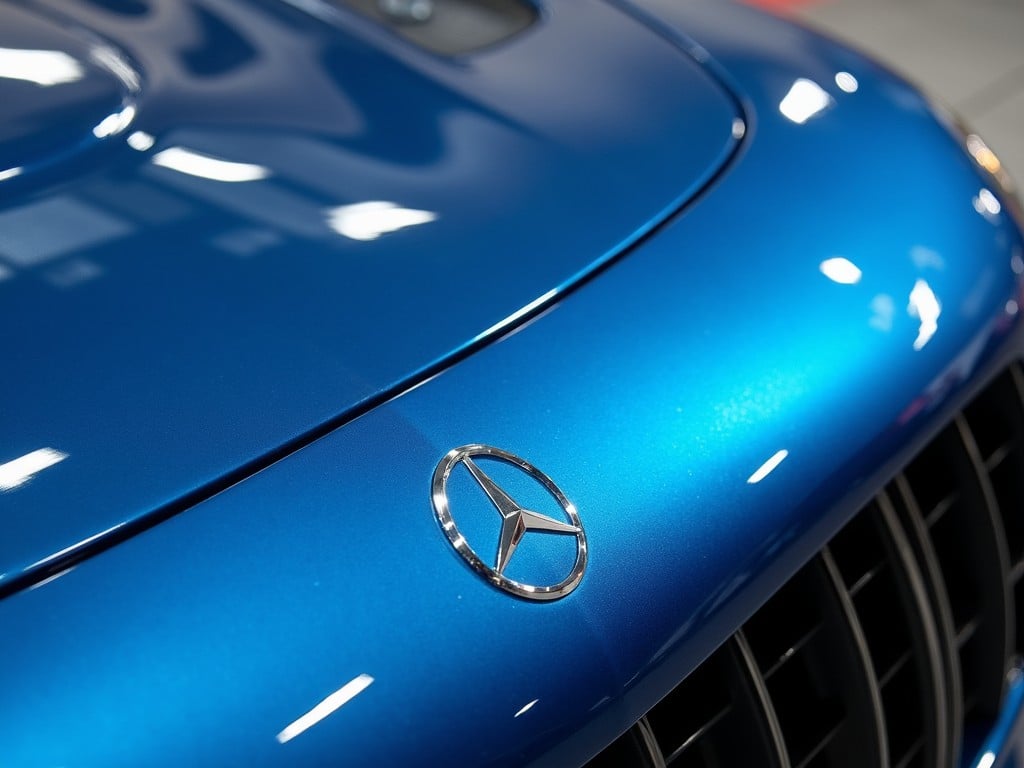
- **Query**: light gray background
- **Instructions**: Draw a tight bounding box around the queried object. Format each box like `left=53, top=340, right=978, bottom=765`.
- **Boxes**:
left=795, top=0, right=1024, bottom=182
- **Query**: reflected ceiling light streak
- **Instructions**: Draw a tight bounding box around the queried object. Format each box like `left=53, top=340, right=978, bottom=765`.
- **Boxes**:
left=475, top=288, right=558, bottom=342
left=976, top=752, right=995, bottom=768
left=747, top=449, right=789, bottom=484
left=127, top=131, right=155, bottom=151
left=0, top=47, right=84, bottom=86
left=92, top=104, right=136, bottom=139
left=326, top=201, right=437, bottom=241
left=779, top=79, right=832, bottom=124
left=151, top=147, right=270, bottom=182
left=834, top=71, right=859, bottom=93
left=973, top=188, right=1002, bottom=217
left=29, top=521, right=125, bottom=569
left=28, top=566, right=76, bottom=590
left=819, top=257, right=862, bottom=284
left=89, top=45, right=141, bottom=93
left=514, top=699, right=540, bottom=718
left=908, top=279, right=941, bottom=351
left=0, top=447, right=68, bottom=492
left=276, top=674, right=374, bottom=744
left=0, top=167, right=23, bottom=182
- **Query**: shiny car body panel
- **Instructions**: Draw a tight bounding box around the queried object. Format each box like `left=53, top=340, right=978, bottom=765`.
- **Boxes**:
left=2, top=0, right=1024, bottom=766
left=0, top=0, right=738, bottom=590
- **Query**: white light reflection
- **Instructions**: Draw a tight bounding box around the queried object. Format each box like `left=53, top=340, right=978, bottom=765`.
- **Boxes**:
left=819, top=257, right=862, bottom=284
left=973, top=188, right=1002, bottom=217
left=908, top=279, right=941, bottom=351
left=92, top=104, right=136, bottom=139
left=0, top=167, right=23, bottom=182
left=779, top=79, right=833, bottom=124
left=28, top=566, right=76, bottom=591
left=747, top=449, right=789, bottom=484
left=731, top=118, right=746, bottom=140
left=0, top=47, right=84, bottom=86
left=127, top=131, right=155, bottom=151
left=29, top=521, right=125, bottom=569
left=326, top=201, right=437, bottom=241
left=151, top=147, right=270, bottom=182
left=475, top=288, right=558, bottom=342
left=835, top=72, right=859, bottom=93
left=966, top=134, right=1003, bottom=176
left=976, top=751, right=995, bottom=768
left=0, top=448, right=68, bottom=492
left=276, top=674, right=374, bottom=744
left=514, top=699, right=539, bottom=718
left=89, top=45, right=141, bottom=93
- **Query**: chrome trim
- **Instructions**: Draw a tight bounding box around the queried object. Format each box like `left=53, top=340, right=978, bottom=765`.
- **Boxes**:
left=431, top=444, right=587, bottom=601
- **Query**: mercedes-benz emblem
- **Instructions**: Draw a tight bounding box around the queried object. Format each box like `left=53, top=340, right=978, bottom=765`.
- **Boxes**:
left=431, top=444, right=587, bottom=601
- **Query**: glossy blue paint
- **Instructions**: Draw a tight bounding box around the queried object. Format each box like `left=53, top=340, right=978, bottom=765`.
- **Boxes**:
left=0, top=4, right=139, bottom=179
left=968, top=666, right=1024, bottom=768
left=0, top=0, right=740, bottom=588
left=3, top=1, right=1024, bottom=765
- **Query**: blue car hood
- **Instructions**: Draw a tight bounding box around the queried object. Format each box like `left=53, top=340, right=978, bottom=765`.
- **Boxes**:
left=0, top=1, right=739, bottom=587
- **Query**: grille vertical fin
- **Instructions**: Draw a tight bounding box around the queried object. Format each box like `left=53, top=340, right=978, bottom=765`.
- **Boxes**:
left=902, top=412, right=1013, bottom=720
left=891, top=471, right=964, bottom=764
left=733, top=632, right=792, bottom=768
left=954, top=414, right=1014, bottom=710
left=819, top=547, right=890, bottom=768
left=964, top=365, right=1024, bottom=660
left=743, top=558, right=886, bottom=768
left=585, top=719, right=663, bottom=768
left=876, top=491, right=953, bottom=768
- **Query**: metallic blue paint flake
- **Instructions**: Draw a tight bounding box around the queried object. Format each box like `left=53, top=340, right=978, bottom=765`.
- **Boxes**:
left=2, top=0, right=1024, bottom=766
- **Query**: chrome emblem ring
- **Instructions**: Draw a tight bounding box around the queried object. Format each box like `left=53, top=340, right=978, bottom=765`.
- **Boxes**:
left=432, top=444, right=587, bottom=601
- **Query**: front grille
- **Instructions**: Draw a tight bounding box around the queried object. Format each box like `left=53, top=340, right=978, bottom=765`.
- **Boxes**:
left=588, top=362, right=1024, bottom=768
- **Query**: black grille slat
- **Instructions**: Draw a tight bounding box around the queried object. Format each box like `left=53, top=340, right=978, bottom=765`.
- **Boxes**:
left=587, top=362, right=1024, bottom=768
left=733, top=633, right=792, bottom=768
left=902, top=416, right=1012, bottom=721
left=966, top=364, right=1024, bottom=659
left=626, top=638, right=789, bottom=767
left=848, top=561, right=909, bottom=675
left=761, top=623, right=822, bottom=680
left=584, top=721, right=662, bottom=768
left=875, top=650, right=911, bottom=689
left=983, top=441, right=1014, bottom=472
left=745, top=558, right=886, bottom=768
left=923, top=493, right=958, bottom=527
left=890, top=475, right=963, bottom=768
left=827, top=494, right=950, bottom=768
left=643, top=647, right=731, bottom=762
left=847, top=563, right=883, bottom=598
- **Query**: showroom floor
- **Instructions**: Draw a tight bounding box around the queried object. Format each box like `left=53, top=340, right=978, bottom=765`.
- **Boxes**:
left=760, top=0, right=1024, bottom=183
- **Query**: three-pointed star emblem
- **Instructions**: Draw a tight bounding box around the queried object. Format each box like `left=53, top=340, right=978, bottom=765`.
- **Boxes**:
left=431, top=444, right=588, bottom=601
left=461, top=456, right=580, bottom=574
